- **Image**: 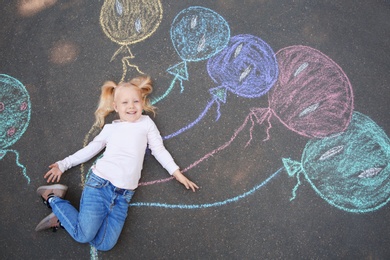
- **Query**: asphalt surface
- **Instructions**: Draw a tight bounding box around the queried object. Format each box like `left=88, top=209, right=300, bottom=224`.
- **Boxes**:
left=1, top=1, right=390, bottom=259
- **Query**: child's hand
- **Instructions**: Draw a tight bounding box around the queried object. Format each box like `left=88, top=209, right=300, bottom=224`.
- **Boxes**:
left=173, top=170, right=199, bottom=192
left=44, top=163, right=64, bottom=183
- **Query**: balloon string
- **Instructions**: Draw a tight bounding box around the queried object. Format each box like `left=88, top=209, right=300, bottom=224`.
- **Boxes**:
left=182, top=112, right=252, bottom=173
left=215, top=100, right=221, bottom=121
left=151, top=74, right=179, bottom=105
left=121, top=57, right=144, bottom=82
left=245, top=114, right=256, bottom=147
left=3, top=149, right=30, bottom=184
left=90, top=245, right=98, bottom=260
left=109, top=45, right=143, bottom=83
left=111, top=45, right=135, bottom=61
left=290, top=171, right=301, bottom=201
left=263, top=95, right=273, bottom=141
left=125, top=58, right=144, bottom=74
left=246, top=108, right=272, bottom=146
left=263, top=110, right=273, bottom=141
left=179, top=78, right=184, bottom=93
left=139, top=112, right=253, bottom=186
left=132, top=167, right=284, bottom=209
left=162, top=99, right=216, bottom=140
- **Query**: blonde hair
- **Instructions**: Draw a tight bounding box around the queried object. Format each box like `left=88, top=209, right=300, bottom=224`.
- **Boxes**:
left=94, top=75, right=156, bottom=128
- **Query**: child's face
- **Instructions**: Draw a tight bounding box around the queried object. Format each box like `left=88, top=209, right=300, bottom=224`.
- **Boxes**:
left=113, top=86, right=144, bottom=123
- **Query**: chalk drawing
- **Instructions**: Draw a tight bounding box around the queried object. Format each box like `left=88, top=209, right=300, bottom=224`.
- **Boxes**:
left=249, top=45, right=354, bottom=140
left=133, top=167, right=283, bottom=209
left=139, top=107, right=270, bottom=186
left=100, top=0, right=163, bottom=81
left=162, top=34, right=278, bottom=140
left=283, top=111, right=390, bottom=213
left=90, top=245, right=98, bottom=260
left=151, top=6, right=230, bottom=104
left=138, top=112, right=389, bottom=213
left=138, top=46, right=361, bottom=213
left=207, top=34, right=278, bottom=99
left=0, top=74, right=31, bottom=184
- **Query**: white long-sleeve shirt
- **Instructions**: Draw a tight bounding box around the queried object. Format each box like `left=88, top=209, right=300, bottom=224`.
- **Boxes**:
left=57, top=115, right=179, bottom=190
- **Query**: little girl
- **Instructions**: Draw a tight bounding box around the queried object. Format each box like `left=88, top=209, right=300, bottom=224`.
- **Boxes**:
left=35, top=75, right=198, bottom=251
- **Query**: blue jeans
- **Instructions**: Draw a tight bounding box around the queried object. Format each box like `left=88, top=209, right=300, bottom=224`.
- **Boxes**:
left=50, top=172, right=135, bottom=251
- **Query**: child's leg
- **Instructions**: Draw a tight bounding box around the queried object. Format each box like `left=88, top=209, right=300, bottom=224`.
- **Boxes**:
left=89, top=189, right=134, bottom=251
left=50, top=187, right=106, bottom=243
left=50, top=173, right=110, bottom=244
left=47, top=172, right=134, bottom=251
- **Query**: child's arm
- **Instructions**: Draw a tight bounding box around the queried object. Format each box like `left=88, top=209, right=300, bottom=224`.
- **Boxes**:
left=43, top=124, right=111, bottom=183
left=172, top=169, right=199, bottom=192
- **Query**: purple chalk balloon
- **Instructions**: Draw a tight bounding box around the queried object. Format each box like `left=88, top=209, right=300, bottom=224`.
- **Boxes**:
left=207, top=34, right=278, bottom=98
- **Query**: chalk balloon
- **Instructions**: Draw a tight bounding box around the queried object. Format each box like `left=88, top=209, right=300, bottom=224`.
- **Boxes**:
left=207, top=34, right=278, bottom=98
left=283, top=112, right=390, bottom=213
left=100, top=0, right=163, bottom=45
left=0, top=74, right=31, bottom=149
left=170, top=6, right=230, bottom=62
left=270, top=45, right=354, bottom=138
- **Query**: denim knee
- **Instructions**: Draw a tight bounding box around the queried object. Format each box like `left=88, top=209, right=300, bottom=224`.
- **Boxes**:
left=74, top=234, right=96, bottom=244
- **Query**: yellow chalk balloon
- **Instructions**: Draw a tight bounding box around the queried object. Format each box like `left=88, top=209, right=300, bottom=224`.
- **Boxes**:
left=100, top=0, right=163, bottom=79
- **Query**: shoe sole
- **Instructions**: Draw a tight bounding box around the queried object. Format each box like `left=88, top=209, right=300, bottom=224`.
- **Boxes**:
left=36, top=184, right=68, bottom=197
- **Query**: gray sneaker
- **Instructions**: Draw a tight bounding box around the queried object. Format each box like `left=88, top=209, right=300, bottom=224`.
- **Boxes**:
left=35, top=212, right=62, bottom=232
left=36, top=184, right=68, bottom=208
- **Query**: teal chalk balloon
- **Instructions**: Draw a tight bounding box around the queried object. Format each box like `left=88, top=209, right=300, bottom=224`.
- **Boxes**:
left=0, top=74, right=31, bottom=149
left=0, top=74, right=31, bottom=184
left=283, top=112, right=390, bottom=213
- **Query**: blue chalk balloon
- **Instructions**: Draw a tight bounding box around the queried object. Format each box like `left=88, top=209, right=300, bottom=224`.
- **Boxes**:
left=170, top=6, right=230, bottom=62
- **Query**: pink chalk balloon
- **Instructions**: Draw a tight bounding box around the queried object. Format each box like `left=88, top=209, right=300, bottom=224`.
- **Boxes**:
left=267, top=45, right=354, bottom=138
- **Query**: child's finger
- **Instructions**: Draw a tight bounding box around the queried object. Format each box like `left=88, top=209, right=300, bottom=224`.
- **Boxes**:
left=44, top=171, right=51, bottom=179
left=46, top=173, right=52, bottom=183
left=186, top=181, right=197, bottom=192
left=183, top=182, right=190, bottom=190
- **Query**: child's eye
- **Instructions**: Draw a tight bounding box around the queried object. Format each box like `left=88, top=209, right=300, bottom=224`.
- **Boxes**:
left=134, top=100, right=139, bottom=103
